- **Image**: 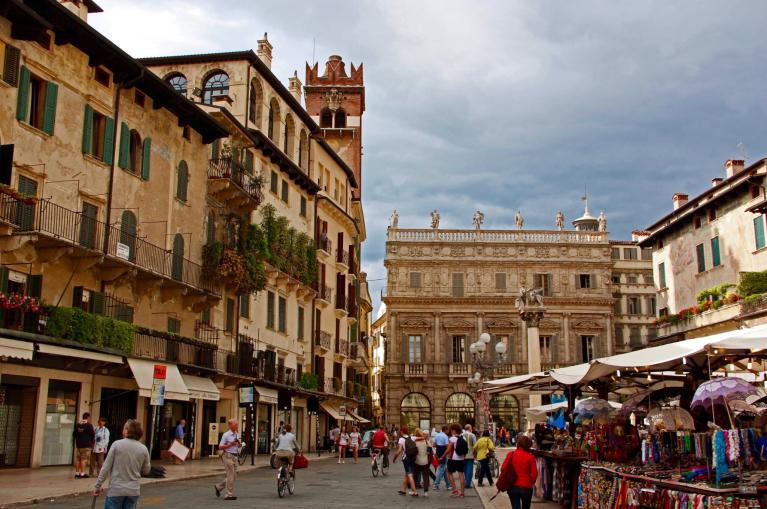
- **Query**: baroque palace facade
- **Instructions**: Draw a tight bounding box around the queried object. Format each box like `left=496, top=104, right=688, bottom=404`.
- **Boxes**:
left=0, top=0, right=370, bottom=468
left=382, top=208, right=654, bottom=431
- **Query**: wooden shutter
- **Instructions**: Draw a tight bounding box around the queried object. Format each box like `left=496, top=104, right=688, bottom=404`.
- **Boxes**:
left=103, top=116, right=115, bottom=165
left=0, top=144, right=13, bottom=186
left=26, top=274, right=42, bottom=298
left=72, top=286, right=84, bottom=308
left=3, top=45, right=21, bottom=86
left=402, top=333, right=409, bottom=363
left=42, top=81, right=58, bottom=135
left=546, top=274, right=553, bottom=296
left=211, top=139, right=220, bottom=159
left=91, top=292, right=105, bottom=315
left=141, top=137, right=151, bottom=180
left=79, top=202, right=98, bottom=249
left=82, top=104, right=93, bottom=154
left=16, top=65, right=30, bottom=121
left=171, top=234, right=184, bottom=281
left=16, top=176, right=37, bottom=230
left=177, top=161, right=188, bottom=201
left=225, top=298, right=235, bottom=332
left=118, top=122, right=130, bottom=169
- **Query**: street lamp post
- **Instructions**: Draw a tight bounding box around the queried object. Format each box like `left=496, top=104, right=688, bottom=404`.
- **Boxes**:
left=468, top=332, right=507, bottom=432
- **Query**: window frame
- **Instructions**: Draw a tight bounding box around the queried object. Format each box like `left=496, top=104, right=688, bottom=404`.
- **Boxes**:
left=202, top=71, right=230, bottom=105
left=408, top=334, right=423, bottom=363
left=695, top=243, right=706, bottom=273
left=266, top=291, right=275, bottom=330
left=710, top=236, right=721, bottom=267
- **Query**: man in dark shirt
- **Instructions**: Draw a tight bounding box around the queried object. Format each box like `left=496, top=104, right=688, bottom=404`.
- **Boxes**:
left=73, top=412, right=95, bottom=478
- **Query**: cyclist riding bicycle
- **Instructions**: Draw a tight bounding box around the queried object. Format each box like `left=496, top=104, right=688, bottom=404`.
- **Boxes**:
left=274, top=423, right=301, bottom=474
left=371, top=425, right=389, bottom=464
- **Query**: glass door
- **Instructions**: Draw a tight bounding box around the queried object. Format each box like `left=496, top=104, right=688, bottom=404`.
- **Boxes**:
left=41, top=380, right=79, bottom=466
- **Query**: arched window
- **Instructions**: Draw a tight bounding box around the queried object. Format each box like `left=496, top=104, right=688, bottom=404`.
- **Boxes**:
left=283, top=114, right=295, bottom=158
left=176, top=160, right=189, bottom=201
left=319, top=108, right=333, bottom=128
left=268, top=98, right=280, bottom=142
left=129, top=129, right=142, bottom=174
left=206, top=211, right=216, bottom=245
left=119, top=210, right=137, bottom=262
left=445, top=393, right=475, bottom=426
left=400, top=393, right=431, bottom=430
left=334, top=108, right=347, bottom=128
left=298, top=130, right=308, bottom=171
left=171, top=233, right=184, bottom=281
left=202, top=71, right=229, bottom=105
left=249, top=79, right=263, bottom=126
left=166, top=73, right=187, bottom=95
left=490, top=395, right=520, bottom=432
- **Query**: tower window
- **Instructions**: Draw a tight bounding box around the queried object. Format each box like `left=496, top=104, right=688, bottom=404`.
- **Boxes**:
left=320, top=108, right=332, bottom=128
left=334, top=109, right=346, bottom=128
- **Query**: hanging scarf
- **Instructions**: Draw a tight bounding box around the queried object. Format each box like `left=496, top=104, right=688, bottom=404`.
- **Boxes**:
left=713, top=430, right=728, bottom=484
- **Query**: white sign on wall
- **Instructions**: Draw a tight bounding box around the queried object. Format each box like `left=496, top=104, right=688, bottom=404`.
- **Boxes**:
left=116, top=243, right=131, bottom=260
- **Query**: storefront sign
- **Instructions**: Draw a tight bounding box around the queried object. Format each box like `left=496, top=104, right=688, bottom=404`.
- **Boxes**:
left=238, top=384, right=254, bottom=407
left=208, top=423, right=219, bottom=446
left=339, top=405, right=347, bottom=417
left=153, top=364, right=167, bottom=380
left=150, top=364, right=166, bottom=406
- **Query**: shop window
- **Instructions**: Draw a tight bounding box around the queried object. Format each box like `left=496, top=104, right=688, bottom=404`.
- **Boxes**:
left=41, top=380, right=79, bottom=466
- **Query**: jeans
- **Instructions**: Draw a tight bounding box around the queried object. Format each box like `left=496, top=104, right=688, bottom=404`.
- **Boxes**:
left=509, top=487, right=533, bottom=509
left=104, top=496, right=139, bottom=509
left=464, top=459, right=474, bottom=487
left=478, top=458, right=493, bottom=485
left=434, top=459, right=451, bottom=489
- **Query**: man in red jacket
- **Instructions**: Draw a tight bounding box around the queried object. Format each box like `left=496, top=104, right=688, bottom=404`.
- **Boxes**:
left=501, top=435, right=538, bottom=509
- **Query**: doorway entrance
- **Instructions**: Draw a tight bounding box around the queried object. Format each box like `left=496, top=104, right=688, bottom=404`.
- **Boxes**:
left=0, top=375, right=38, bottom=467
left=98, top=388, right=138, bottom=449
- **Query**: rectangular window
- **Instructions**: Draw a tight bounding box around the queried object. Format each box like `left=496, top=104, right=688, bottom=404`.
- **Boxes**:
left=281, top=179, right=289, bottom=203
left=200, top=308, right=210, bottom=325
left=225, top=298, right=235, bottom=332
left=300, top=196, right=307, bottom=217
left=614, top=298, right=622, bottom=314
left=755, top=216, right=767, bottom=250
left=452, top=273, right=464, bottom=297
left=629, top=327, right=642, bottom=345
left=167, top=317, right=181, bottom=334
left=266, top=291, right=275, bottom=329
left=694, top=216, right=702, bottom=229
left=579, top=274, right=592, bottom=289
left=708, top=208, right=717, bottom=222
left=534, top=273, right=552, bottom=296
left=452, top=335, right=465, bottom=363
left=648, top=296, right=657, bottom=315
left=297, top=307, right=305, bottom=340
left=270, top=171, right=278, bottom=194
left=611, top=248, right=620, bottom=260
left=90, top=110, right=106, bottom=160
left=94, top=66, right=111, bottom=87
left=658, top=262, right=667, bottom=288
left=711, top=236, right=721, bottom=267
left=182, top=125, right=191, bottom=140
left=408, top=335, right=422, bottom=363
left=612, top=275, right=621, bottom=284
left=409, top=271, right=422, bottom=288
left=134, top=90, right=146, bottom=108
left=628, top=297, right=641, bottom=315
left=239, top=294, right=249, bottom=318
left=495, top=272, right=506, bottom=290
left=696, top=243, right=706, bottom=273
left=623, top=247, right=637, bottom=260
left=641, top=248, right=653, bottom=261
left=24, top=74, right=47, bottom=130
left=614, top=327, right=624, bottom=344
left=539, top=335, right=552, bottom=363
left=580, top=335, right=595, bottom=363
left=278, top=296, right=287, bottom=333
left=627, top=274, right=638, bottom=284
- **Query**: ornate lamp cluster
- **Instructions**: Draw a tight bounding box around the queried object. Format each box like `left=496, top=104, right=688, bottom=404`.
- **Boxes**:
left=468, top=332, right=507, bottom=387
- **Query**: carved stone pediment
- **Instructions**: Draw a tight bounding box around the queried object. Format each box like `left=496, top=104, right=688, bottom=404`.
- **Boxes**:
left=443, top=319, right=475, bottom=331
left=401, top=319, right=432, bottom=330
left=538, top=319, right=560, bottom=330
left=485, top=318, right=517, bottom=330
left=573, top=320, right=603, bottom=330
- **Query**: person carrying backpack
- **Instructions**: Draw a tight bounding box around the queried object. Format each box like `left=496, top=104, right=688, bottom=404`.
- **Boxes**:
left=496, top=435, right=538, bottom=509
left=439, top=423, right=467, bottom=498
left=392, top=425, right=418, bottom=497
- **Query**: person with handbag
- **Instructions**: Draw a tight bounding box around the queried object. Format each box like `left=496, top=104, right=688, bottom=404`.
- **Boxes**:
left=474, top=430, right=495, bottom=486
left=273, top=423, right=301, bottom=475
left=500, top=435, right=538, bottom=509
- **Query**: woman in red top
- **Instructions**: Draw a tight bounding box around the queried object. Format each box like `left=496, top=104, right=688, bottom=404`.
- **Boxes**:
left=501, top=435, right=538, bottom=509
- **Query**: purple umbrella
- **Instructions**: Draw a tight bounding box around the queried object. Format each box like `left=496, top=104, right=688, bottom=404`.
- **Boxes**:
left=691, top=378, right=759, bottom=409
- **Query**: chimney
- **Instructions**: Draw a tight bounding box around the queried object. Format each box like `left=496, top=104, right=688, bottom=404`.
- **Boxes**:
left=672, top=193, right=688, bottom=210
left=725, top=159, right=745, bottom=178
left=711, top=177, right=723, bottom=188
left=257, top=33, right=273, bottom=70
left=288, top=70, right=303, bottom=103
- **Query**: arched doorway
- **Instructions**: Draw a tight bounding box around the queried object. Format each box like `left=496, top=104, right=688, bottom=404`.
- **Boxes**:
left=490, top=395, right=520, bottom=432
left=445, top=393, right=475, bottom=426
left=400, top=393, right=430, bottom=431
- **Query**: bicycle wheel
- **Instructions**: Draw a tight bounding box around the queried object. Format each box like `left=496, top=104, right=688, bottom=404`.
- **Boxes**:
left=270, top=453, right=278, bottom=469
left=381, top=457, right=389, bottom=476
left=372, top=459, right=378, bottom=477
left=288, top=474, right=295, bottom=495
left=277, top=474, right=287, bottom=498
left=238, top=445, right=248, bottom=465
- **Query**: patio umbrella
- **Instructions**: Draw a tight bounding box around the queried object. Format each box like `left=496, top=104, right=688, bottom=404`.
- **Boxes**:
left=728, top=400, right=762, bottom=415
left=647, top=407, right=695, bottom=431
left=573, top=397, right=613, bottom=418
left=692, top=377, right=760, bottom=427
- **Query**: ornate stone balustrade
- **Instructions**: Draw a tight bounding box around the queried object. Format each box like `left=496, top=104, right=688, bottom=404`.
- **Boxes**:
left=388, top=228, right=608, bottom=244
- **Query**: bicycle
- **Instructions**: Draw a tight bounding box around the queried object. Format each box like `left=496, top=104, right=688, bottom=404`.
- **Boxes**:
left=276, top=457, right=295, bottom=498
left=474, top=455, right=500, bottom=481
left=371, top=448, right=389, bottom=477
left=237, top=442, right=250, bottom=466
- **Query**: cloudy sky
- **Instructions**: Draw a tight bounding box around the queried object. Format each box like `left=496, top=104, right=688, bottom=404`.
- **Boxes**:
left=91, top=1, right=767, bottom=312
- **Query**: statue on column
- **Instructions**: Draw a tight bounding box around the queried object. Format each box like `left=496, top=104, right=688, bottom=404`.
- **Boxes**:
left=516, top=286, right=544, bottom=311
left=389, top=210, right=399, bottom=229
left=515, top=210, right=524, bottom=230
left=473, top=210, right=485, bottom=230
left=598, top=211, right=607, bottom=232
left=555, top=211, right=565, bottom=231
left=430, top=210, right=440, bottom=229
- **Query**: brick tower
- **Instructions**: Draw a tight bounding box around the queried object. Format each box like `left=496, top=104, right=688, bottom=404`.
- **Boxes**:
left=305, top=55, right=365, bottom=198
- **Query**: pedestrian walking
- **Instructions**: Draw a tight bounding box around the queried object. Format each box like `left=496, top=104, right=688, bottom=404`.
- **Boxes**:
left=73, top=412, right=95, bottom=478
left=214, top=419, right=241, bottom=501
left=173, top=419, right=186, bottom=464
left=432, top=425, right=451, bottom=491
left=89, top=418, right=110, bottom=477
left=474, top=430, right=495, bottom=487
left=413, top=429, right=431, bottom=497
left=329, top=425, right=340, bottom=453
left=392, top=425, right=417, bottom=497
left=337, top=425, right=349, bottom=463
left=439, top=423, right=467, bottom=498
left=93, top=419, right=151, bottom=509
left=502, top=435, right=538, bottom=509
left=463, top=424, right=477, bottom=488
left=349, top=426, right=361, bottom=463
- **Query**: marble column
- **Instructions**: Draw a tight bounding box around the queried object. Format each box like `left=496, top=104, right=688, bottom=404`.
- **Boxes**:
left=520, top=308, right=545, bottom=410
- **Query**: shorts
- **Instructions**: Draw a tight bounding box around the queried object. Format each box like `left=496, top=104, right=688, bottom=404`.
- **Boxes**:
left=274, top=450, right=295, bottom=466
left=76, top=448, right=92, bottom=462
left=402, top=457, right=414, bottom=475
left=447, top=459, right=465, bottom=473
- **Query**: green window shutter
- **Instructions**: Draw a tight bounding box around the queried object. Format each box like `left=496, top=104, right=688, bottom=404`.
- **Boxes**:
left=755, top=217, right=766, bottom=250
left=696, top=243, right=705, bottom=273
left=16, top=65, right=30, bottom=121
left=118, top=122, right=130, bottom=169
left=82, top=104, right=93, bottom=154
left=42, top=81, right=58, bottom=135
left=141, top=137, right=151, bottom=180
left=659, top=262, right=666, bottom=288
left=211, top=139, right=219, bottom=159
left=72, top=286, right=84, bottom=307
left=711, top=237, right=721, bottom=267
left=239, top=294, right=249, bottom=318
left=91, top=292, right=105, bottom=315
left=177, top=161, right=188, bottom=201
left=103, top=116, right=115, bottom=165
left=26, top=274, right=42, bottom=298
left=225, top=298, right=235, bottom=332
left=0, top=267, right=7, bottom=327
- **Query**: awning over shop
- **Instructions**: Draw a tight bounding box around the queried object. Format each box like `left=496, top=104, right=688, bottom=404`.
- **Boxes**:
left=37, top=343, right=123, bottom=364
left=320, top=402, right=352, bottom=421
left=181, top=374, right=220, bottom=401
left=127, top=358, right=190, bottom=401
left=347, top=408, right=371, bottom=424
left=256, top=386, right=278, bottom=405
left=0, top=337, right=33, bottom=360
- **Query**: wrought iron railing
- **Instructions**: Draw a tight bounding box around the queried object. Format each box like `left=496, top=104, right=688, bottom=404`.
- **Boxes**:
left=336, top=249, right=350, bottom=267
left=315, top=330, right=331, bottom=350
left=208, top=157, right=264, bottom=205
left=195, top=320, right=220, bottom=343
left=336, top=338, right=349, bottom=357
left=317, top=236, right=332, bottom=254
left=132, top=327, right=217, bottom=370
